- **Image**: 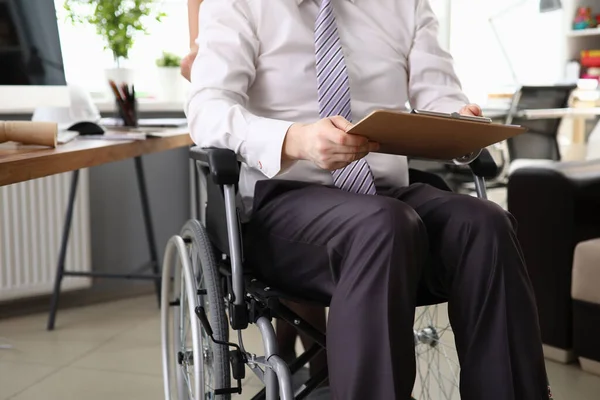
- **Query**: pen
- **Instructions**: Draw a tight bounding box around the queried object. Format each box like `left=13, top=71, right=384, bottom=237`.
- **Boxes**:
left=121, top=83, right=134, bottom=126
left=129, top=85, right=137, bottom=127
left=108, top=80, right=133, bottom=126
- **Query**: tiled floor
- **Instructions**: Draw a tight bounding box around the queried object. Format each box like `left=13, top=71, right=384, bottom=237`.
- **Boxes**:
left=0, top=295, right=599, bottom=400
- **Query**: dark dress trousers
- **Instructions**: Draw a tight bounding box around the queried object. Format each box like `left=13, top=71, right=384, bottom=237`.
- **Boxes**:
left=244, top=179, right=550, bottom=400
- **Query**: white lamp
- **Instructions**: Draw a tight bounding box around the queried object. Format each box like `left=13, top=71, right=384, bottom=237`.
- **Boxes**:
left=539, top=0, right=562, bottom=13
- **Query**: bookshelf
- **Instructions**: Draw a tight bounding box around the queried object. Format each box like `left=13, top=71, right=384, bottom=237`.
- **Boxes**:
left=567, top=26, right=600, bottom=37
left=562, top=1, right=600, bottom=143
left=565, top=0, right=600, bottom=61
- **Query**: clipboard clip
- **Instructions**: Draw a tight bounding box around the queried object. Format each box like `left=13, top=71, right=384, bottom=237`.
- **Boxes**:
left=411, top=109, right=492, bottom=124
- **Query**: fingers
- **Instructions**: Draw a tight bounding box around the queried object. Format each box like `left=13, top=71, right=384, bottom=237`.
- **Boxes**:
left=468, top=104, right=482, bottom=116
left=180, top=64, right=192, bottom=82
left=311, top=116, right=379, bottom=170
left=328, top=141, right=371, bottom=154
left=460, top=103, right=482, bottom=117
left=180, top=52, right=198, bottom=82
left=327, top=140, right=379, bottom=155
left=329, top=115, right=354, bottom=132
left=367, top=141, right=380, bottom=152
left=321, top=118, right=368, bottom=147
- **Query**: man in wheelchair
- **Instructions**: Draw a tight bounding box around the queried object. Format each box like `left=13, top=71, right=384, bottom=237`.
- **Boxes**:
left=184, top=0, right=550, bottom=399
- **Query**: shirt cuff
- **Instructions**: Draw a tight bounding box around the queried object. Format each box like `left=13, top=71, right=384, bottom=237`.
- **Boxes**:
left=244, top=117, right=294, bottom=178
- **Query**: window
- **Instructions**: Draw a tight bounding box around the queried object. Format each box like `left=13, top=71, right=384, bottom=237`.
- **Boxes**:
left=448, top=0, right=565, bottom=104
left=55, top=0, right=190, bottom=96
left=54, top=0, right=564, bottom=104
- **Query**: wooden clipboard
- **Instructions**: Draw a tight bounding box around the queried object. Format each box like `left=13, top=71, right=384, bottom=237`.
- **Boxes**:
left=347, top=110, right=526, bottom=160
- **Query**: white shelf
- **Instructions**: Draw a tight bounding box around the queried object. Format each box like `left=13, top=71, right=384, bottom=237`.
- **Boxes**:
left=567, top=27, right=600, bottom=37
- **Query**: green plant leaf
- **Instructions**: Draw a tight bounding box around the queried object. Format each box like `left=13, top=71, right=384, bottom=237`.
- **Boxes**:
left=156, top=51, right=182, bottom=67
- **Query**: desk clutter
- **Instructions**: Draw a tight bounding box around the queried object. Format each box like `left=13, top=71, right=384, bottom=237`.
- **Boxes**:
left=0, top=121, right=57, bottom=147
left=0, top=120, right=187, bottom=148
left=57, top=125, right=187, bottom=144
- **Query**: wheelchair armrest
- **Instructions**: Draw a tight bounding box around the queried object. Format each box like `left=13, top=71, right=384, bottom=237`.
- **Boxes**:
left=468, top=148, right=499, bottom=179
left=190, top=146, right=240, bottom=185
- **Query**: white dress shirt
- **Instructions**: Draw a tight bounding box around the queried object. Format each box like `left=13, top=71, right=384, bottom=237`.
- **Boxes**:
left=187, top=0, right=469, bottom=217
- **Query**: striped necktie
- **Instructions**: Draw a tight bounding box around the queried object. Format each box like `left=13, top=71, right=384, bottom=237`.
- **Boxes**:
left=315, top=0, right=376, bottom=195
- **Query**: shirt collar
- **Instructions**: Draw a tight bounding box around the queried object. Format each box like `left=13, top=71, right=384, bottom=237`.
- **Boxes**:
left=296, top=0, right=355, bottom=5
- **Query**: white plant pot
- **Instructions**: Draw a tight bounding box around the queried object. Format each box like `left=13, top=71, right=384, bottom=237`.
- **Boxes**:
left=157, top=67, right=187, bottom=103
left=104, top=67, right=135, bottom=99
left=105, top=67, right=135, bottom=85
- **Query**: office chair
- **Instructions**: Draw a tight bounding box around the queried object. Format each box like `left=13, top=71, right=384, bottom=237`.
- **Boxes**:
left=505, top=84, right=576, bottom=162
left=444, top=84, right=576, bottom=194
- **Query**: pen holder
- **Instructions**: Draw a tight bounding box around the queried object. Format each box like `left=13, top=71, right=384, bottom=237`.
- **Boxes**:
left=116, top=99, right=138, bottom=127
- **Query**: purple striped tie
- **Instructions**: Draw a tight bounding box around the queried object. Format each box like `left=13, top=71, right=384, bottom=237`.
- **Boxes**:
left=315, top=0, right=376, bottom=195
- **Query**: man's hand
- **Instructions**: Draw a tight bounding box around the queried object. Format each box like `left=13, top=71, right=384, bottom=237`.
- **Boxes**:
left=459, top=103, right=483, bottom=117
left=181, top=49, right=198, bottom=82
left=283, top=116, right=379, bottom=171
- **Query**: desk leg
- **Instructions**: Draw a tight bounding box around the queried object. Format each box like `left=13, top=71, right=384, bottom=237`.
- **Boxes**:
left=47, top=170, right=80, bottom=331
left=134, top=156, right=161, bottom=306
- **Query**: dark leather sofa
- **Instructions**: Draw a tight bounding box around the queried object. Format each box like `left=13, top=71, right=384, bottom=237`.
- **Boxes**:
left=507, top=159, right=600, bottom=362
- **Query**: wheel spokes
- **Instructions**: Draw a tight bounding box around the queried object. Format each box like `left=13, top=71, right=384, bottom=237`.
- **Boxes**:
left=413, top=304, right=460, bottom=400
left=162, top=226, right=230, bottom=400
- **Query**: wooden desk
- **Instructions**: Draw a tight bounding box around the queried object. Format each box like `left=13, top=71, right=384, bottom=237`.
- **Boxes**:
left=483, top=109, right=509, bottom=122
left=0, top=132, right=193, bottom=330
left=0, top=133, right=192, bottom=187
left=518, top=108, right=600, bottom=120
left=516, top=108, right=600, bottom=144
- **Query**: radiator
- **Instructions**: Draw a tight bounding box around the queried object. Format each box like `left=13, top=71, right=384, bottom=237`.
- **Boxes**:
left=0, top=170, right=92, bottom=301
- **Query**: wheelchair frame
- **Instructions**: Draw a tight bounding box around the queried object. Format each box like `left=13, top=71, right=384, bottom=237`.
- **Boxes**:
left=161, top=146, right=499, bottom=400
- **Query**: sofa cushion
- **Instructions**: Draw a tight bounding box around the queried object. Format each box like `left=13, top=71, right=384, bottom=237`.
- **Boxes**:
left=572, top=238, right=600, bottom=304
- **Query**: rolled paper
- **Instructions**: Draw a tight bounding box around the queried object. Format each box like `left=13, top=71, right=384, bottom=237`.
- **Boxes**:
left=0, top=121, right=57, bottom=148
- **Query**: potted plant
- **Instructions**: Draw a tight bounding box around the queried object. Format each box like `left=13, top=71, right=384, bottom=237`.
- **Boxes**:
left=156, top=51, right=186, bottom=102
left=63, top=0, right=165, bottom=85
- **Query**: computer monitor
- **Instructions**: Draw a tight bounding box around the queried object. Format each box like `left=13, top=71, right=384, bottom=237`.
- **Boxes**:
left=0, top=0, right=69, bottom=113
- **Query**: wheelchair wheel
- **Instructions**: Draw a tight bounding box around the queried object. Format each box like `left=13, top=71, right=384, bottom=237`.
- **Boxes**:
left=413, top=304, right=460, bottom=400
left=161, top=220, right=231, bottom=400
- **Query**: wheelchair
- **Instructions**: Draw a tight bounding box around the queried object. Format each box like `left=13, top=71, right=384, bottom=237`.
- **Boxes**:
left=160, top=146, right=499, bottom=400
